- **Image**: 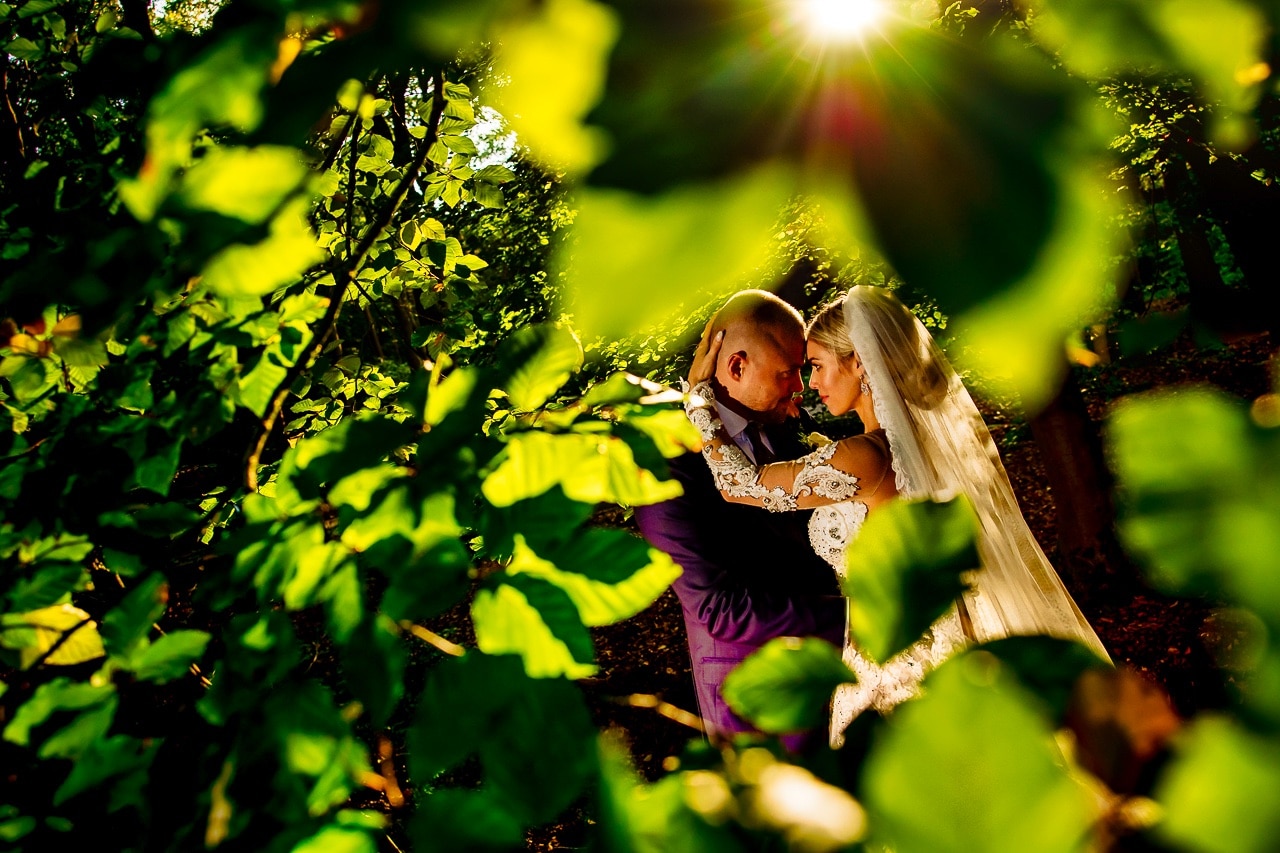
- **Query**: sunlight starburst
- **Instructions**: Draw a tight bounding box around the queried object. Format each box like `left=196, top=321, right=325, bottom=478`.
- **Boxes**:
left=796, top=0, right=887, bottom=43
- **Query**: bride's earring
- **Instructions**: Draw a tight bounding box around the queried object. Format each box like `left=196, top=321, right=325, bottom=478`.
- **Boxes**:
left=859, top=375, right=871, bottom=397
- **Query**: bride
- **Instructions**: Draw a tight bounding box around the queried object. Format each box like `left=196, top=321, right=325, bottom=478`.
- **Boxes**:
left=683, top=285, right=1111, bottom=746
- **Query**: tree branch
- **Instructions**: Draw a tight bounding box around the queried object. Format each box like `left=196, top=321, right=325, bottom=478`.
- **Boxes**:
left=243, top=69, right=449, bottom=490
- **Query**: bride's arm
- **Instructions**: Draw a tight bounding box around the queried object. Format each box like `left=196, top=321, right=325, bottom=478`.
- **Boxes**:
left=684, top=385, right=876, bottom=511
left=683, top=321, right=881, bottom=512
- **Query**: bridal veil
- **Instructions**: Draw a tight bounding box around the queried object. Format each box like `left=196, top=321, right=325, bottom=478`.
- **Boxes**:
left=841, top=285, right=1110, bottom=661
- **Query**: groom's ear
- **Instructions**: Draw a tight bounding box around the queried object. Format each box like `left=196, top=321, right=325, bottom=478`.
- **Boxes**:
left=724, top=350, right=748, bottom=381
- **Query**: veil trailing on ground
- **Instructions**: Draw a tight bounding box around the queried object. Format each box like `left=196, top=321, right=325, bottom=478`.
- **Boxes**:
left=842, top=285, right=1111, bottom=661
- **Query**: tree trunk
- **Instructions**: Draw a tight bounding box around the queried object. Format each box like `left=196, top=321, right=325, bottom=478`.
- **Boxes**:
left=1027, top=373, right=1135, bottom=593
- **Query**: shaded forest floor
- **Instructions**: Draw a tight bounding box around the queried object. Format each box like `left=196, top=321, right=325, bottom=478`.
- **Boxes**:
left=515, top=330, right=1277, bottom=851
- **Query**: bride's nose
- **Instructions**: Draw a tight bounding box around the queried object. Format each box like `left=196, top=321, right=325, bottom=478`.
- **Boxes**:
left=807, top=372, right=817, bottom=390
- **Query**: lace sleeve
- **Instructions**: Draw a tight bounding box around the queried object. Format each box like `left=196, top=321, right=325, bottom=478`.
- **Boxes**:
left=683, top=380, right=862, bottom=513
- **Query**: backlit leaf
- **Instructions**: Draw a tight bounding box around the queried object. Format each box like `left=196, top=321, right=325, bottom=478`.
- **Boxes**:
left=200, top=198, right=324, bottom=298
left=1155, top=716, right=1280, bottom=853
left=557, top=165, right=793, bottom=343
left=501, top=324, right=583, bottom=411
left=723, top=637, right=854, bottom=734
left=2, top=604, right=105, bottom=669
left=292, top=826, right=377, bottom=853
left=509, top=533, right=681, bottom=626
left=471, top=575, right=597, bottom=679
left=174, top=145, right=310, bottom=224
left=131, top=630, right=210, bottom=683
left=483, top=0, right=618, bottom=174
left=843, top=498, right=979, bottom=663
left=862, top=653, right=1095, bottom=852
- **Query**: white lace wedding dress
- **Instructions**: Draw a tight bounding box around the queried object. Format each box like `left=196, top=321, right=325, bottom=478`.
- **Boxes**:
left=808, top=502, right=967, bottom=747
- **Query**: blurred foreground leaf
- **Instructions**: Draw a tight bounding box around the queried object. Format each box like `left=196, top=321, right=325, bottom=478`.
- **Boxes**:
left=843, top=498, right=979, bottom=663
left=722, top=637, right=853, bottom=735
left=862, top=652, right=1096, bottom=852
left=1155, top=716, right=1280, bottom=853
left=1107, top=388, right=1280, bottom=628
left=484, top=0, right=618, bottom=175
left=556, top=165, right=793, bottom=342
left=1027, top=0, right=1268, bottom=147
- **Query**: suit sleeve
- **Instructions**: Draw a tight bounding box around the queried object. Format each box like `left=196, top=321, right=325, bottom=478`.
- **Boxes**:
left=633, top=459, right=846, bottom=646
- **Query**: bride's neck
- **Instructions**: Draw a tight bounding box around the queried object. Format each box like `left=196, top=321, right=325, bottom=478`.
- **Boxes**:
left=856, top=399, right=879, bottom=432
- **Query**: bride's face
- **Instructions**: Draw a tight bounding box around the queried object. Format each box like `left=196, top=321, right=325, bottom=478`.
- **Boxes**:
left=807, top=341, right=858, bottom=416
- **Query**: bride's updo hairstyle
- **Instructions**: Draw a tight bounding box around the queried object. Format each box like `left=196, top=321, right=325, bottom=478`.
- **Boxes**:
left=806, top=287, right=949, bottom=409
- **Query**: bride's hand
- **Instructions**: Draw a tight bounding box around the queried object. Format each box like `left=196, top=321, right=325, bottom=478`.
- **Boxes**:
left=687, top=318, right=724, bottom=386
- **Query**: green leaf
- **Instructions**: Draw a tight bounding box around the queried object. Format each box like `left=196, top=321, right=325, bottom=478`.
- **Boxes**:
left=3, top=678, right=113, bottom=746
left=862, top=652, right=1094, bottom=852
left=471, top=575, right=597, bottom=679
left=398, top=220, right=421, bottom=251
left=501, top=324, right=583, bottom=411
left=341, top=485, right=462, bottom=556
left=482, top=432, right=682, bottom=508
left=1, top=604, right=105, bottom=669
left=263, top=682, right=372, bottom=816
left=282, top=540, right=351, bottom=611
left=5, top=562, right=84, bottom=611
left=38, top=697, right=116, bottom=758
left=843, top=497, right=979, bottom=663
left=291, top=826, right=377, bottom=853
left=130, top=630, right=210, bottom=682
left=471, top=182, right=504, bottom=208
left=119, top=25, right=277, bottom=220
left=476, top=486, right=595, bottom=560
left=722, top=637, right=854, bottom=734
left=200, top=198, right=324, bottom=298
left=174, top=145, right=310, bottom=224
left=278, top=415, right=414, bottom=504
left=425, top=236, right=462, bottom=272
left=17, top=0, right=60, bottom=19
left=101, top=572, right=168, bottom=656
left=441, top=133, right=478, bottom=155
left=482, top=0, right=618, bottom=173
left=1107, top=389, right=1280, bottom=627
left=474, top=164, right=516, bottom=184
left=320, top=562, right=363, bottom=643
left=4, top=37, right=42, bottom=61
left=510, top=532, right=681, bottom=626
left=1154, top=716, right=1280, bottom=853
left=377, top=540, right=471, bottom=623
left=410, top=652, right=595, bottom=825
left=556, top=165, right=793, bottom=342
left=339, top=615, right=404, bottom=728
left=481, top=432, right=600, bottom=506
left=128, top=435, right=183, bottom=495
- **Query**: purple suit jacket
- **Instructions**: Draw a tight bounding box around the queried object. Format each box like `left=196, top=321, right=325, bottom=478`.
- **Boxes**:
left=633, top=415, right=846, bottom=748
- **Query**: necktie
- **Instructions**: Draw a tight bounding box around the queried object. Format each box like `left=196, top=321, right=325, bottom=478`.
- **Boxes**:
left=743, top=422, right=776, bottom=466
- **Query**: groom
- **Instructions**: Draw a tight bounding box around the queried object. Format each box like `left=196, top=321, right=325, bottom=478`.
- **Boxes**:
left=634, top=289, right=846, bottom=751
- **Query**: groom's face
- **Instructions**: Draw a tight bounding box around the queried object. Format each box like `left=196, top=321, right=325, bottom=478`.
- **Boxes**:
left=718, top=324, right=806, bottom=424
